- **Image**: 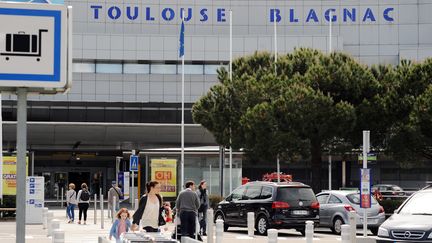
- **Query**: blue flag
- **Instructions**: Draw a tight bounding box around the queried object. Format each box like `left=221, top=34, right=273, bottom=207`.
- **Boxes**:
left=179, top=20, right=185, bottom=57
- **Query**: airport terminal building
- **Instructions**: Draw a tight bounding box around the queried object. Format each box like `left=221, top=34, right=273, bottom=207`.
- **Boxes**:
left=2, top=0, right=432, bottom=199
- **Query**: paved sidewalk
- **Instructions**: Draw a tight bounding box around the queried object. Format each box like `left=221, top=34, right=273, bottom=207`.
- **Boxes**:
left=0, top=209, right=375, bottom=243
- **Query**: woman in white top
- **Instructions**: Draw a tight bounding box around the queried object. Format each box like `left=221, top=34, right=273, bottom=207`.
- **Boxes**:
left=131, top=181, right=165, bottom=232
left=66, top=183, right=77, bottom=223
left=76, top=183, right=90, bottom=225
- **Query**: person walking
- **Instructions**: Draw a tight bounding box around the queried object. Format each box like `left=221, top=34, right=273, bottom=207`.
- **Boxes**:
left=196, top=180, right=209, bottom=236
left=77, top=183, right=90, bottom=225
left=66, top=183, right=77, bottom=223
left=109, top=208, right=132, bottom=243
left=131, top=181, right=166, bottom=232
left=108, top=181, right=123, bottom=218
left=176, top=181, right=200, bottom=239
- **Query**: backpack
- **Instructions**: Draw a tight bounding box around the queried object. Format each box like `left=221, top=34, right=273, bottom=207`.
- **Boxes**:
left=80, top=190, right=90, bottom=201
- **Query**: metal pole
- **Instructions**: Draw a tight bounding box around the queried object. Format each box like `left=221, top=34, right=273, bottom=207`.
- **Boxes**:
left=100, top=193, right=104, bottom=229
left=229, top=9, right=233, bottom=195
left=131, top=150, right=135, bottom=210
left=0, top=92, right=3, bottom=202
left=342, top=161, right=346, bottom=188
left=305, top=221, right=314, bottom=243
left=329, top=11, right=332, bottom=53
left=181, top=9, right=185, bottom=188
left=277, top=155, right=280, bottom=182
left=219, top=146, right=224, bottom=197
left=207, top=208, right=214, bottom=243
left=112, top=196, right=115, bottom=223
left=16, top=88, right=27, bottom=243
left=328, top=154, right=332, bottom=190
left=363, top=131, right=370, bottom=237
left=209, top=165, right=212, bottom=195
left=274, top=9, right=277, bottom=72
left=61, top=187, right=64, bottom=208
left=94, top=194, right=97, bottom=224
left=115, top=156, right=121, bottom=186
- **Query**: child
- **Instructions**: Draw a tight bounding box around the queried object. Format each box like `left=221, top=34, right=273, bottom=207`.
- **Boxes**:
left=163, top=202, right=173, bottom=223
left=109, top=208, right=131, bottom=243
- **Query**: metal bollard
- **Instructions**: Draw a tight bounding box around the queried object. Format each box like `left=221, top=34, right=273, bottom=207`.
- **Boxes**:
left=111, top=196, right=116, bottom=223
left=348, top=211, right=357, bottom=243
left=100, top=193, right=104, bottom=229
left=215, top=219, right=224, bottom=243
left=46, top=211, right=54, bottom=236
left=52, top=229, right=65, bottom=243
left=247, top=212, right=254, bottom=237
left=94, top=194, right=97, bottom=224
left=341, top=224, right=350, bottom=243
left=50, top=219, right=61, bottom=238
left=268, top=229, right=278, bottom=243
left=305, top=221, right=314, bottom=243
left=207, top=209, right=214, bottom=243
left=43, top=207, right=49, bottom=230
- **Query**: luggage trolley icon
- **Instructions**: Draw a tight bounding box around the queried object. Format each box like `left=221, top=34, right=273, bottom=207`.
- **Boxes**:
left=1, top=29, right=48, bottom=62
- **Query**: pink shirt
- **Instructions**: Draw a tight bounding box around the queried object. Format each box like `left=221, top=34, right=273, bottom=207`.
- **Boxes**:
left=118, top=220, right=127, bottom=238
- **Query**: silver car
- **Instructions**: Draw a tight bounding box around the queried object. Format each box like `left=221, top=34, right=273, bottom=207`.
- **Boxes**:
left=316, top=190, right=386, bottom=235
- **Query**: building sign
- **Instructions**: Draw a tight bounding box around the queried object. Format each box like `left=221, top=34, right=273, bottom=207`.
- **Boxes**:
left=2, top=156, right=28, bottom=195
left=360, top=168, right=371, bottom=208
left=89, top=5, right=395, bottom=24
left=26, top=176, right=44, bottom=224
left=151, top=159, right=177, bottom=197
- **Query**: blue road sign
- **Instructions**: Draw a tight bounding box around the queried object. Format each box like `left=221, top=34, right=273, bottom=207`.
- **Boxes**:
left=130, top=155, right=139, bottom=172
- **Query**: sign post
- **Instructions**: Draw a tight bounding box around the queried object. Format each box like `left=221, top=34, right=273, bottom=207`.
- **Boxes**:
left=0, top=3, right=71, bottom=243
left=361, top=131, right=370, bottom=237
left=129, top=153, right=138, bottom=209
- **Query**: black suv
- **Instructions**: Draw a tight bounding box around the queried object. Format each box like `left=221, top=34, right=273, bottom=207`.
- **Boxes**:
left=214, top=181, right=320, bottom=235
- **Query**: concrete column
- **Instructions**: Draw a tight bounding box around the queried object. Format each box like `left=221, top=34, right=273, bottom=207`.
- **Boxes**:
left=268, top=229, right=278, bottom=243
left=46, top=211, right=54, bottom=236
left=52, top=229, right=64, bottom=243
left=42, top=208, right=49, bottom=230
left=50, top=219, right=61, bottom=238
left=349, top=210, right=357, bottom=243
left=207, top=208, right=214, bottom=243
left=305, top=221, right=314, bottom=243
left=215, top=219, right=224, bottom=243
left=247, top=212, right=254, bottom=237
left=341, top=224, right=350, bottom=243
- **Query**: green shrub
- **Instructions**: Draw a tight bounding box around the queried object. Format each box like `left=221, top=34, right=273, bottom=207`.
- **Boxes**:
left=208, top=194, right=224, bottom=210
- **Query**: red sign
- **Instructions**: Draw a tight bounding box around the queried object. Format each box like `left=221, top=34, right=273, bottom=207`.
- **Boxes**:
left=155, top=171, right=172, bottom=180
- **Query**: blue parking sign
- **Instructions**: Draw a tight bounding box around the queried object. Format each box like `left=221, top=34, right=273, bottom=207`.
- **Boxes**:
left=130, top=155, right=138, bottom=172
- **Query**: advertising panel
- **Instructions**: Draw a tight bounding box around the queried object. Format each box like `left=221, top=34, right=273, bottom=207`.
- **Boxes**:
left=151, top=159, right=177, bottom=197
left=117, top=171, right=130, bottom=200
left=2, top=156, right=28, bottom=195
left=360, top=168, right=371, bottom=208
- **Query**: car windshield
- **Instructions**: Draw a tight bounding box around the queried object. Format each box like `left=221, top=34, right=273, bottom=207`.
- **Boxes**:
left=346, top=193, right=378, bottom=205
left=399, top=192, right=432, bottom=215
left=276, top=187, right=315, bottom=202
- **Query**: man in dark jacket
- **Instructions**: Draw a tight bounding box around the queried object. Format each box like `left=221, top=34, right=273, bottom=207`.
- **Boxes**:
left=176, top=180, right=200, bottom=239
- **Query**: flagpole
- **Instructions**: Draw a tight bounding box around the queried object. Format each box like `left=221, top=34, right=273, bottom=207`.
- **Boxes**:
left=0, top=93, right=3, bottom=202
left=274, top=9, right=280, bottom=183
left=181, top=10, right=185, bottom=188
left=229, top=9, right=233, bottom=194
left=329, top=11, right=332, bottom=53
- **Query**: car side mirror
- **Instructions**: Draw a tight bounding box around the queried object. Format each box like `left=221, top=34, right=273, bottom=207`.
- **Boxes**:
left=225, top=196, right=232, bottom=202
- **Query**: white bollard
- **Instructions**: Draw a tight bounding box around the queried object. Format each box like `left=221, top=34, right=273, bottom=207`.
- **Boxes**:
left=100, top=193, right=104, bottom=229
left=50, top=219, right=61, bottom=238
left=42, top=207, right=49, bottom=230
left=111, top=196, right=116, bottom=223
left=195, top=215, right=200, bottom=240
left=348, top=211, right=357, bottom=243
left=46, top=211, right=54, bottom=236
left=305, top=220, right=314, bottom=243
left=215, top=219, right=224, bottom=243
left=247, top=212, right=254, bottom=237
left=52, top=229, right=65, bottom=243
left=94, top=194, right=97, bottom=224
left=341, top=224, right=350, bottom=243
left=268, top=229, right=278, bottom=243
left=207, top=209, right=214, bottom=243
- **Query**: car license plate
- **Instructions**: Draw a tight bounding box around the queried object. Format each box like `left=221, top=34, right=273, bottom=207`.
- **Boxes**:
left=292, top=210, right=309, bottom=215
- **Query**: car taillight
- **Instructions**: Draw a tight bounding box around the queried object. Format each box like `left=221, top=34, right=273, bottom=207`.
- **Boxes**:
left=344, top=205, right=355, bottom=212
left=310, top=201, right=320, bottom=209
left=379, top=206, right=384, bottom=214
left=272, top=201, right=290, bottom=209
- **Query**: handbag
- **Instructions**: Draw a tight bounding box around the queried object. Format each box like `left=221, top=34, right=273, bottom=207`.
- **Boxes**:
left=158, top=207, right=166, bottom=226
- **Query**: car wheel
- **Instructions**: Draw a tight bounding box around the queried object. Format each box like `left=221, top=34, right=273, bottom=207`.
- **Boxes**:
left=370, top=227, right=378, bottom=235
left=255, top=215, right=269, bottom=235
left=331, top=217, right=344, bottom=235
left=215, top=213, right=229, bottom=232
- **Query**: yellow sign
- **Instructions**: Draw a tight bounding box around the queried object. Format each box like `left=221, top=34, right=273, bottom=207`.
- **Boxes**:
left=151, top=159, right=177, bottom=197
left=2, top=156, right=28, bottom=195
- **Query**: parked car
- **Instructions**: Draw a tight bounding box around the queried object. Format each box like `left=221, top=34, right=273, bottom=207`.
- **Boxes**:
left=214, top=181, right=319, bottom=235
left=372, top=184, right=406, bottom=198
left=376, top=186, right=432, bottom=242
left=316, top=190, right=385, bottom=235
